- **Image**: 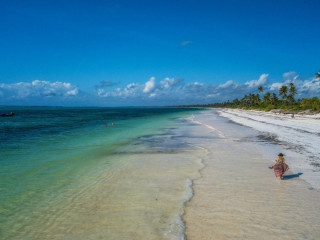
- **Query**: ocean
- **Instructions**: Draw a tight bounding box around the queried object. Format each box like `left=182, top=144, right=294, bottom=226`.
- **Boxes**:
left=0, top=106, right=204, bottom=240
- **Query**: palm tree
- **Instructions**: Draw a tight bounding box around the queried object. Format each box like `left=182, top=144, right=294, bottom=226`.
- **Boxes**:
left=263, top=92, right=271, bottom=104
left=248, top=94, right=260, bottom=106
left=288, top=82, right=297, bottom=105
left=241, top=95, right=250, bottom=107
left=279, top=85, right=288, bottom=101
left=271, top=93, right=279, bottom=105
left=255, top=94, right=261, bottom=104
left=258, top=86, right=264, bottom=105
left=316, top=71, right=320, bottom=84
left=233, top=98, right=240, bottom=106
left=249, top=94, right=255, bottom=105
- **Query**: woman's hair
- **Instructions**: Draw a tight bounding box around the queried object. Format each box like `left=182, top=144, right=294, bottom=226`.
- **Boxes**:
left=278, top=153, right=284, bottom=157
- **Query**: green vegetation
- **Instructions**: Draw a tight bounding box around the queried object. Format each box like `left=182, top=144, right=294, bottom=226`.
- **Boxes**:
left=209, top=82, right=320, bottom=112
left=317, top=71, right=320, bottom=84
left=182, top=71, right=320, bottom=113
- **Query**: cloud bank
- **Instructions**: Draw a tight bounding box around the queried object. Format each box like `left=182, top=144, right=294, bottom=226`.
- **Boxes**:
left=95, top=72, right=320, bottom=106
left=0, top=80, right=80, bottom=105
left=1, top=72, right=319, bottom=106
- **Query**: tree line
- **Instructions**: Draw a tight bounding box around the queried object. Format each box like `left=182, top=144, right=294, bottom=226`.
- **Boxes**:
left=181, top=71, right=320, bottom=112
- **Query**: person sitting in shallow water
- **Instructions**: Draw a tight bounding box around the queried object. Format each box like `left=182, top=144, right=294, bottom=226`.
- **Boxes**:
left=270, top=153, right=289, bottom=179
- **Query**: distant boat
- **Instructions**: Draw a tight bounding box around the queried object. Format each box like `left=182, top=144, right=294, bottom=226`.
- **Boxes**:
left=1, top=112, right=15, bottom=117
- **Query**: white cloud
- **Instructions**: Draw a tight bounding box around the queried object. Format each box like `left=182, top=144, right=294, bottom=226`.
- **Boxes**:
left=269, top=72, right=302, bottom=91
left=66, top=88, right=78, bottom=96
left=0, top=80, right=79, bottom=100
left=184, top=81, right=204, bottom=90
left=245, top=73, right=269, bottom=88
left=96, top=76, right=266, bottom=105
left=297, top=79, right=320, bottom=94
left=268, top=74, right=320, bottom=95
left=123, top=83, right=140, bottom=97
left=218, top=80, right=236, bottom=89
left=143, top=77, right=156, bottom=93
left=126, top=83, right=136, bottom=89
left=97, top=83, right=141, bottom=98
left=160, top=77, right=182, bottom=89
left=97, top=88, right=105, bottom=96
left=269, top=82, right=283, bottom=91
left=283, top=71, right=297, bottom=80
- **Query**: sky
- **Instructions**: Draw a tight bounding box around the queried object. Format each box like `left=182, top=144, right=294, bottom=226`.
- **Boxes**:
left=0, top=0, right=319, bottom=106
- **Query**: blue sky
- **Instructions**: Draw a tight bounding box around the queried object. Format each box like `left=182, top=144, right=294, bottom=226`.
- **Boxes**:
left=0, top=0, right=319, bottom=106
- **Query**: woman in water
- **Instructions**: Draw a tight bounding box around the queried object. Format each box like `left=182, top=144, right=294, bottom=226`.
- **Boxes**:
left=270, top=153, right=289, bottom=179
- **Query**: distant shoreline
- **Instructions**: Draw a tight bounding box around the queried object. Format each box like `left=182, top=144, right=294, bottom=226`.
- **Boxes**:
left=216, top=107, right=320, bottom=118
left=173, top=105, right=320, bottom=115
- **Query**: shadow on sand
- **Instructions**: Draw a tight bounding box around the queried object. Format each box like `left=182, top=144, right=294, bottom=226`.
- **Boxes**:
left=282, top=172, right=303, bottom=180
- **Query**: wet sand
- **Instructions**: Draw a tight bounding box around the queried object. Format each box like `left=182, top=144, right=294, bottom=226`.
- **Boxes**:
left=217, top=108, right=320, bottom=189
left=184, top=110, right=320, bottom=240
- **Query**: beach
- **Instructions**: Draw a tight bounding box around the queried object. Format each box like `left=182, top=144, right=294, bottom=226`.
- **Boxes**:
left=1, top=107, right=320, bottom=239
left=183, top=109, right=320, bottom=239
left=217, top=108, right=320, bottom=189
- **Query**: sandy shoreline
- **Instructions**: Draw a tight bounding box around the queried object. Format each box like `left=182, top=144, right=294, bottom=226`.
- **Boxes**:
left=217, top=108, right=320, bottom=189
left=184, top=110, right=320, bottom=239
left=2, top=108, right=319, bottom=239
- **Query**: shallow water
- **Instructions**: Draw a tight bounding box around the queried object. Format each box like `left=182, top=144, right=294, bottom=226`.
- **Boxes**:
left=0, top=107, right=204, bottom=240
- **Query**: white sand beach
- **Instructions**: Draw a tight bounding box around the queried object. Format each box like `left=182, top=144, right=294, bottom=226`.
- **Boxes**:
left=217, top=108, right=320, bottom=189
left=183, top=110, right=320, bottom=239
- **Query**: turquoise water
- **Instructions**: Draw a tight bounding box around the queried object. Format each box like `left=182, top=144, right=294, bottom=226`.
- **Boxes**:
left=0, top=107, right=201, bottom=239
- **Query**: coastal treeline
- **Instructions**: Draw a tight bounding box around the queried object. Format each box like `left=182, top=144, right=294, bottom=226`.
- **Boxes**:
left=183, top=71, right=320, bottom=112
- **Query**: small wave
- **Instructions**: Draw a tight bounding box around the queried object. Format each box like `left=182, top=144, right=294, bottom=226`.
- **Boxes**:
left=186, top=116, right=226, bottom=138
left=164, top=178, right=194, bottom=240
